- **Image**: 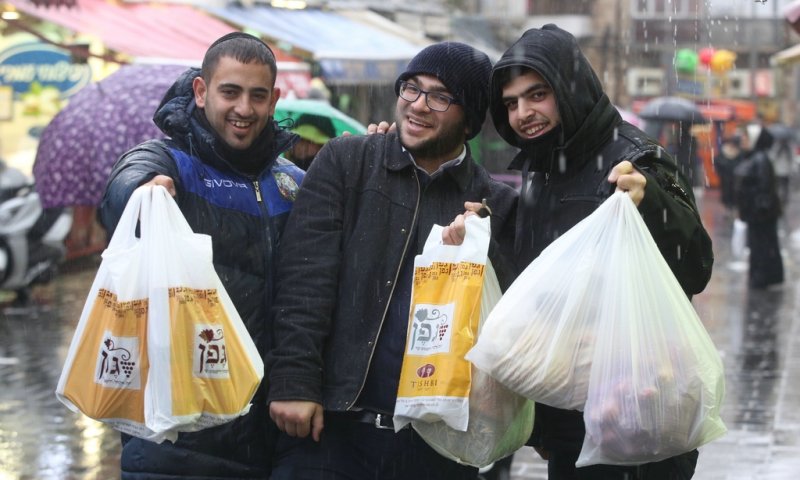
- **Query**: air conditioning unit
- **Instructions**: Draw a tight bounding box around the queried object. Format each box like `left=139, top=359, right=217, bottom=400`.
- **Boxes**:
left=626, top=68, right=664, bottom=97
left=726, top=70, right=752, bottom=98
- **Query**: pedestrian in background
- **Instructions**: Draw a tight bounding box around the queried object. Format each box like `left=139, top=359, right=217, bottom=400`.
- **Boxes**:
left=716, top=132, right=745, bottom=215
left=266, top=42, right=518, bottom=480
left=285, top=113, right=335, bottom=170
left=735, top=124, right=784, bottom=290
left=487, top=24, right=713, bottom=479
left=98, top=32, right=304, bottom=479
left=768, top=125, right=794, bottom=207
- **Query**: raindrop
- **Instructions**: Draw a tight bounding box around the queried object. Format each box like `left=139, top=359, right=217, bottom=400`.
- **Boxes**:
left=596, top=155, right=604, bottom=170
left=558, top=153, right=567, bottom=173
left=662, top=208, right=668, bottom=224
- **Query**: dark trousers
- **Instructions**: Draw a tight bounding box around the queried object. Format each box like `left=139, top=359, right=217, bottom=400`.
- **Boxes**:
left=547, top=448, right=699, bottom=480
left=270, top=413, right=478, bottom=480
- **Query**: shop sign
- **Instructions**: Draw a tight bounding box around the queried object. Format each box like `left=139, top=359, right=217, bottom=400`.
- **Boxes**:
left=0, top=42, right=91, bottom=98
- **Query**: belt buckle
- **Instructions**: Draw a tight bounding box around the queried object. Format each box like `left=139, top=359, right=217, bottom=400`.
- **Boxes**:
left=373, top=413, right=394, bottom=430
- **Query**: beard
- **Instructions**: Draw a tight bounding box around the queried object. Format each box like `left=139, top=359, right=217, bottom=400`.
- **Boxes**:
left=397, top=114, right=468, bottom=161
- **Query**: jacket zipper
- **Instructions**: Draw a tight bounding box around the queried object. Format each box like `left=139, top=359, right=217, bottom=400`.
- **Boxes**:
left=252, top=178, right=272, bottom=356
left=252, top=180, right=263, bottom=202
left=348, top=170, right=422, bottom=410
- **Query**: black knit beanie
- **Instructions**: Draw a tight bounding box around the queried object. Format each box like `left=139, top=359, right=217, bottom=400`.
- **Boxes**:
left=395, top=42, right=492, bottom=140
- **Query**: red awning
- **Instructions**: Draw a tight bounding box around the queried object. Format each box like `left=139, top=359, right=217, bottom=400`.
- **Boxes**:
left=6, top=0, right=296, bottom=64
left=6, top=0, right=311, bottom=96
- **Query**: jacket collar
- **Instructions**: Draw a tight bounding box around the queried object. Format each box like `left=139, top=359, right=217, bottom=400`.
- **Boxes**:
left=384, top=133, right=474, bottom=192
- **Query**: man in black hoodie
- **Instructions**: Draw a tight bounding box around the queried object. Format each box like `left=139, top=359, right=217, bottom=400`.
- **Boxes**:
left=488, top=24, right=714, bottom=479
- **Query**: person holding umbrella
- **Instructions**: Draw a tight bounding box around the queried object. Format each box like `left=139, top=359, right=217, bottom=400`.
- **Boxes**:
left=97, top=32, right=304, bottom=479
left=482, top=24, right=713, bottom=479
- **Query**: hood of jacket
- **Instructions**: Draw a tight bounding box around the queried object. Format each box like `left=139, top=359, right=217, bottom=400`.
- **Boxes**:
left=152, top=67, right=296, bottom=175
left=489, top=24, right=622, bottom=173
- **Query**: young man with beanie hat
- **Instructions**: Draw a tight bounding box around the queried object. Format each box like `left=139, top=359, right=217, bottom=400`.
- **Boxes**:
left=487, top=24, right=713, bottom=479
left=266, top=42, right=518, bottom=479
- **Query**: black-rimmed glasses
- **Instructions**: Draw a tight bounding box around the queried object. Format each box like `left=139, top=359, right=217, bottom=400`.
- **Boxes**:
left=398, top=81, right=460, bottom=112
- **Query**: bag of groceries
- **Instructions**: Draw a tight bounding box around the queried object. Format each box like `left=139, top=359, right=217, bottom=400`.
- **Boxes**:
left=412, top=261, right=535, bottom=467
left=56, top=185, right=263, bottom=441
left=467, top=191, right=726, bottom=466
left=394, top=216, right=490, bottom=432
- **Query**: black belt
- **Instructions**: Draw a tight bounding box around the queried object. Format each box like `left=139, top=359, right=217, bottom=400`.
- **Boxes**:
left=334, top=410, right=408, bottom=430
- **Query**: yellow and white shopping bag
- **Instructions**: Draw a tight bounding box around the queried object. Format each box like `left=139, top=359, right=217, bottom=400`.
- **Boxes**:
left=56, top=186, right=263, bottom=441
left=393, top=215, right=490, bottom=432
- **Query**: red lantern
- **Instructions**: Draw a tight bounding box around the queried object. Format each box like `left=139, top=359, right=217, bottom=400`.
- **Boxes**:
left=699, top=47, right=716, bottom=67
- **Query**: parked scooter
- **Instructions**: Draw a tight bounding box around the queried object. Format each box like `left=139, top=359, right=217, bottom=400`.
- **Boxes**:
left=0, top=159, right=72, bottom=304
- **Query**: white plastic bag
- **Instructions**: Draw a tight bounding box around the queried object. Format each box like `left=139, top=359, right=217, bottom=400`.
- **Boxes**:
left=413, top=262, right=535, bottom=467
left=394, top=216, right=490, bottom=432
left=731, top=218, right=747, bottom=259
left=56, top=186, right=264, bottom=441
left=468, top=192, right=726, bottom=466
left=140, top=185, right=263, bottom=436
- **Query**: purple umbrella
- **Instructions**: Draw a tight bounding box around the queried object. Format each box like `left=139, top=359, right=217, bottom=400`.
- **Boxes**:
left=32, top=63, right=188, bottom=208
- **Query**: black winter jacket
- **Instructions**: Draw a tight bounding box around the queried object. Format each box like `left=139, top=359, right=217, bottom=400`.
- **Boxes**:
left=489, top=24, right=714, bottom=457
left=98, top=68, right=303, bottom=480
left=266, top=132, right=518, bottom=411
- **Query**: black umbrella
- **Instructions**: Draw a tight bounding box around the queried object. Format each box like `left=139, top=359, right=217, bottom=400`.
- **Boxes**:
left=638, top=96, right=707, bottom=124
left=766, top=123, right=796, bottom=142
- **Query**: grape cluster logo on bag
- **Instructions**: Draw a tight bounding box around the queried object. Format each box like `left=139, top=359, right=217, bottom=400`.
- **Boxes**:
left=194, top=326, right=229, bottom=378
left=95, top=333, right=141, bottom=389
left=408, top=303, right=454, bottom=355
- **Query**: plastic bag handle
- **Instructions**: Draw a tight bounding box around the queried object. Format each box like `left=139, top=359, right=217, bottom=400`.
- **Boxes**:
left=106, top=185, right=151, bottom=251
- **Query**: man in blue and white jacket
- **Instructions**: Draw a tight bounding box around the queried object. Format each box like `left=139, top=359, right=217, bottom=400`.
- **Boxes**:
left=98, top=32, right=303, bottom=480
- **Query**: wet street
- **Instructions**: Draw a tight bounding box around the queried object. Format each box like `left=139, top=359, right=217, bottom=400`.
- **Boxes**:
left=2, top=186, right=800, bottom=479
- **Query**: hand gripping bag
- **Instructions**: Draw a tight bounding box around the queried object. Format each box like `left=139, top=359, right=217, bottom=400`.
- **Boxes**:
left=393, top=215, right=490, bottom=432
left=56, top=186, right=264, bottom=441
left=412, top=260, right=535, bottom=467
left=467, top=192, right=726, bottom=466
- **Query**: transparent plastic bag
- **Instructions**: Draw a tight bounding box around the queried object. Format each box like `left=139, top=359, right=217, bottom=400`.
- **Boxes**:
left=468, top=192, right=726, bottom=466
left=414, top=262, right=535, bottom=467
left=576, top=193, right=726, bottom=466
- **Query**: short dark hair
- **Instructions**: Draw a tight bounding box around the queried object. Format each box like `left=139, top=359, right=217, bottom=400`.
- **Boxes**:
left=201, top=32, right=277, bottom=84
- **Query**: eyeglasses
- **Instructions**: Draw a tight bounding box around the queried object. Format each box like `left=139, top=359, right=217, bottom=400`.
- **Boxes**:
left=398, top=81, right=460, bottom=112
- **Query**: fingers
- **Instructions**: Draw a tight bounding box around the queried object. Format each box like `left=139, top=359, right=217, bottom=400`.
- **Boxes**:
left=269, top=401, right=323, bottom=440
left=608, top=161, right=646, bottom=206
left=366, top=121, right=394, bottom=135
left=144, top=174, right=176, bottom=197
left=442, top=214, right=467, bottom=245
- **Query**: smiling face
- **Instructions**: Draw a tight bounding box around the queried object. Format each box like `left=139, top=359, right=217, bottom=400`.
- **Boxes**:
left=395, top=74, right=467, bottom=168
left=193, top=56, right=280, bottom=150
left=501, top=69, right=560, bottom=141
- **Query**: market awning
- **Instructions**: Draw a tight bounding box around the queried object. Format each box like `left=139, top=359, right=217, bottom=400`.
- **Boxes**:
left=6, top=0, right=236, bottom=63
left=4, top=0, right=313, bottom=96
left=771, top=42, right=800, bottom=66
left=202, top=5, right=427, bottom=83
